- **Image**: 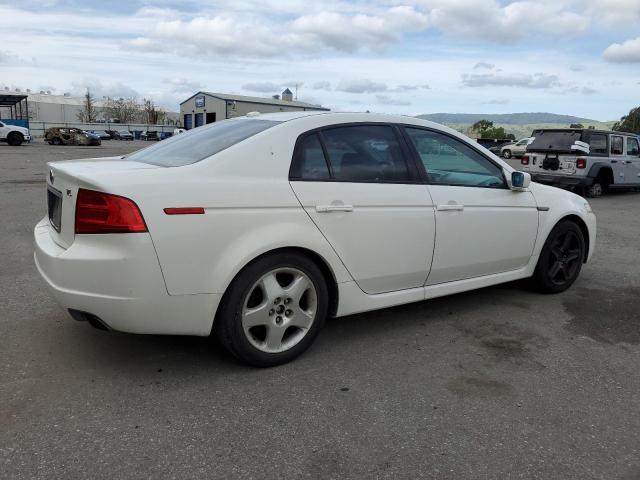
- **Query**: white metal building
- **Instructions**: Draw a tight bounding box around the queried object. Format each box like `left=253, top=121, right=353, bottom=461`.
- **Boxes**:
left=180, top=89, right=329, bottom=129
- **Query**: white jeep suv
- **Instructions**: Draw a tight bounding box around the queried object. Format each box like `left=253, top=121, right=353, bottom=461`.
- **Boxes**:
left=520, top=128, right=640, bottom=197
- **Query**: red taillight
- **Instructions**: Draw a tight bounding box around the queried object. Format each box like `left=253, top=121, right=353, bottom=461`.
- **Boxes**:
left=521, top=155, right=530, bottom=165
left=75, top=188, right=147, bottom=234
left=163, top=207, right=205, bottom=215
left=576, top=158, right=586, bottom=169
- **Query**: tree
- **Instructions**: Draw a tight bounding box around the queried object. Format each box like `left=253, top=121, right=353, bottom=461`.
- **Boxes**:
left=613, top=106, right=640, bottom=134
left=472, top=119, right=494, bottom=132
left=76, top=89, right=98, bottom=123
left=141, top=98, right=166, bottom=125
left=103, top=97, right=140, bottom=123
left=569, top=123, right=584, bottom=128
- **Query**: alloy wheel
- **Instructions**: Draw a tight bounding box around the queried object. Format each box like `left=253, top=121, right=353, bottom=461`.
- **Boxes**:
left=241, top=268, right=318, bottom=353
left=547, top=231, right=582, bottom=286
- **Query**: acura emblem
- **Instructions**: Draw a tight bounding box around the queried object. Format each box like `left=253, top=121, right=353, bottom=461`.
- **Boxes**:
left=49, top=169, right=54, bottom=184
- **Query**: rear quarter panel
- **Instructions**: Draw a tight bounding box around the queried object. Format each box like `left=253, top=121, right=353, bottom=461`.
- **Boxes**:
left=114, top=131, right=353, bottom=296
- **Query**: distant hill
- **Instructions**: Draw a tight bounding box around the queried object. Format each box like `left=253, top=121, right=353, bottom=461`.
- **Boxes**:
left=416, top=112, right=600, bottom=125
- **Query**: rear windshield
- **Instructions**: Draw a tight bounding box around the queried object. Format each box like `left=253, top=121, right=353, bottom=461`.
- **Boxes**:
left=127, top=118, right=281, bottom=167
left=527, top=130, right=583, bottom=153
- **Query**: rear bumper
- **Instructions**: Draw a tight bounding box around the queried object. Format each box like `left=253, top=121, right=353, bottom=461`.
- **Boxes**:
left=531, top=173, right=591, bottom=187
left=34, top=217, right=220, bottom=336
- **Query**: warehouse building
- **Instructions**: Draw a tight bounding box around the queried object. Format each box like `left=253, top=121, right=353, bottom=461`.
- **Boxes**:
left=180, top=89, right=329, bottom=129
left=0, top=87, right=179, bottom=124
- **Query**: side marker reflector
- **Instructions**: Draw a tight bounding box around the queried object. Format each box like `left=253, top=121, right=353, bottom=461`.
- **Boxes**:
left=164, top=207, right=205, bottom=215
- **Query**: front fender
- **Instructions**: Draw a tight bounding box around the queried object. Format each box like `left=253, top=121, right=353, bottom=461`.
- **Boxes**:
left=529, top=182, right=596, bottom=262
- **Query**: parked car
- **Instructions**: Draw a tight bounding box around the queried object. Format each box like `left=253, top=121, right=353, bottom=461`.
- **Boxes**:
left=520, top=128, right=640, bottom=197
left=0, top=121, right=31, bottom=146
left=45, top=127, right=101, bottom=146
left=500, top=138, right=532, bottom=158
left=113, top=130, right=134, bottom=140
left=173, top=128, right=186, bottom=135
left=140, top=130, right=159, bottom=141
left=88, top=130, right=112, bottom=140
left=34, top=112, right=596, bottom=367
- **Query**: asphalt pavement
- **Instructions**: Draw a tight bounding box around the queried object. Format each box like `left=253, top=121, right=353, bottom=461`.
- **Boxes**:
left=1, top=140, right=639, bottom=479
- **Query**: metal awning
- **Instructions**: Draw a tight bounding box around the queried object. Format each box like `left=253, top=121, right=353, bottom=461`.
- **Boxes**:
left=0, top=93, right=29, bottom=120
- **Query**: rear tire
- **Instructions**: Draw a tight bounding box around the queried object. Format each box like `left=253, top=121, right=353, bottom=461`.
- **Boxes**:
left=502, top=149, right=512, bottom=159
left=215, top=251, right=329, bottom=367
left=532, top=220, right=585, bottom=293
left=584, top=180, right=603, bottom=198
left=7, top=132, right=23, bottom=146
left=52, top=138, right=62, bottom=146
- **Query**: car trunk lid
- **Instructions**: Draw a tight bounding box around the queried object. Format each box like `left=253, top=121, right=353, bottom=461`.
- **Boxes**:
left=45, top=157, right=159, bottom=248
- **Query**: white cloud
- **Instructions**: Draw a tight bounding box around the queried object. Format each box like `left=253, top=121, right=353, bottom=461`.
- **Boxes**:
left=603, top=37, right=640, bottom=63
left=424, top=0, right=589, bottom=43
left=376, top=95, right=411, bottom=106
left=241, top=82, right=284, bottom=93
left=71, top=79, right=140, bottom=99
left=462, top=72, right=562, bottom=89
left=482, top=98, right=510, bottom=105
left=336, top=79, right=388, bottom=93
left=474, top=62, right=495, bottom=70
left=312, top=81, right=332, bottom=91
left=162, top=78, right=202, bottom=92
left=126, top=5, right=429, bottom=57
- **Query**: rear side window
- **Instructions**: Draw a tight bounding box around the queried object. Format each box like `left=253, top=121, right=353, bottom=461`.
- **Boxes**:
left=627, top=137, right=640, bottom=156
left=290, top=134, right=330, bottom=180
left=611, top=136, right=624, bottom=155
left=588, top=134, right=608, bottom=155
left=126, top=118, right=280, bottom=167
left=322, top=126, right=411, bottom=182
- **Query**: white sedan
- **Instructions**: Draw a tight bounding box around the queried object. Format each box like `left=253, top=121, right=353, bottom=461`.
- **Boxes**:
left=34, top=112, right=596, bottom=366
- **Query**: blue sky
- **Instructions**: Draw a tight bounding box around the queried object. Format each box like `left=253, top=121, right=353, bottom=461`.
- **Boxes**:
left=1, top=0, right=639, bottom=120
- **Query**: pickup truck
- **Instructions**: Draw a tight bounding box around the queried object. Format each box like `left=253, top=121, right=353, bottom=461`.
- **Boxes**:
left=0, top=121, right=31, bottom=146
left=520, top=128, right=640, bottom=197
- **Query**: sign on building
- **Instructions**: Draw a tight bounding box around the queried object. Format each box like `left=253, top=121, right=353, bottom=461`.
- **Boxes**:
left=195, top=96, right=205, bottom=108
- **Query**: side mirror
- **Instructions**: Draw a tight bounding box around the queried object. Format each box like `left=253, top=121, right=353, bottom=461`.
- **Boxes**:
left=508, top=171, right=531, bottom=191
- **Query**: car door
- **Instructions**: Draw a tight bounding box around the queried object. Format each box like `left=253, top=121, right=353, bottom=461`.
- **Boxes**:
left=0, top=122, right=8, bottom=139
left=289, top=124, right=436, bottom=295
left=624, top=136, right=640, bottom=185
left=610, top=134, right=626, bottom=184
left=403, top=127, right=539, bottom=286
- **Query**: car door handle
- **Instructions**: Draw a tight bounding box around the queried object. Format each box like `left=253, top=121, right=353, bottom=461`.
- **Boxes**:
left=316, top=204, right=354, bottom=213
left=437, top=204, right=464, bottom=212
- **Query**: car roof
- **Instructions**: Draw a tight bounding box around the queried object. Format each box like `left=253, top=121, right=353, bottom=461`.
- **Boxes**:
left=250, top=110, right=462, bottom=132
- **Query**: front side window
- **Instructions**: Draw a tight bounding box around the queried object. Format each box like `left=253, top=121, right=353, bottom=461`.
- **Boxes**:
left=611, top=136, right=624, bottom=155
left=627, top=137, right=640, bottom=156
left=405, top=128, right=506, bottom=188
left=589, top=134, right=608, bottom=155
left=321, top=125, right=411, bottom=182
left=127, top=118, right=280, bottom=167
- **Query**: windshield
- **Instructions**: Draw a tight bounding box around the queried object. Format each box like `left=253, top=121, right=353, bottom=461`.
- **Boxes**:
left=126, top=118, right=281, bottom=167
left=528, top=130, right=583, bottom=153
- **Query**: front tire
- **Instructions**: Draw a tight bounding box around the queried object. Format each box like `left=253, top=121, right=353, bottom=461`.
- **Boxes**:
left=533, top=220, right=585, bottom=293
left=502, top=149, right=512, bottom=159
left=7, top=132, right=23, bottom=146
left=215, top=252, right=329, bottom=367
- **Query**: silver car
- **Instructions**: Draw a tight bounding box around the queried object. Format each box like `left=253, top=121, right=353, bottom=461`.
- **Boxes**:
left=501, top=138, right=532, bottom=159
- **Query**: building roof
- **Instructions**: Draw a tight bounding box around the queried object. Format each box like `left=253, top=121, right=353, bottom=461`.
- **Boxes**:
left=182, top=91, right=329, bottom=110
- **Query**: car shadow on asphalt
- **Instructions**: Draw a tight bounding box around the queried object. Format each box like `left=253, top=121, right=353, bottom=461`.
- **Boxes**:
left=60, top=280, right=537, bottom=373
